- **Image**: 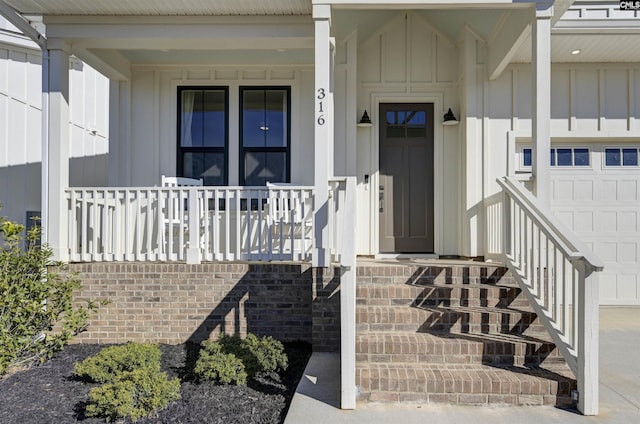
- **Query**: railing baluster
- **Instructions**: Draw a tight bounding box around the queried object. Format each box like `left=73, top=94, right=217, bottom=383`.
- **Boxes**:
left=114, top=191, right=121, bottom=261
left=64, top=184, right=328, bottom=266
left=81, top=193, right=88, bottom=261
left=497, top=176, right=602, bottom=415
left=234, top=190, right=240, bottom=261
left=69, top=191, right=77, bottom=261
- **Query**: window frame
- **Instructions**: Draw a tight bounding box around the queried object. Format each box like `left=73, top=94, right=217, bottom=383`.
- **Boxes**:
left=520, top=146, right=591, bottom=169
left=239, top=86, right=291, bottom=186
left=603, top=146, right=640, bottom=168
left=176, top=86, right=229, bottom=186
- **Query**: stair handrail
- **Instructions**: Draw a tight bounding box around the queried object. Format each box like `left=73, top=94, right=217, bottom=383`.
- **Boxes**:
left=498, top=175, right=603, bottom=416
left=498, top=176, right=604, bottom=273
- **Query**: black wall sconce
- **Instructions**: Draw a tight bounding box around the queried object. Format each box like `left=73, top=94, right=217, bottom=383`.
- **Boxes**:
left=442, top=108, right=459, bottom=126
left=357, top=110, right=373, bottom=127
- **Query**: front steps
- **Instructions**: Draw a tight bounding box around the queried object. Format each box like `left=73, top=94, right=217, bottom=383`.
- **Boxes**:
left=355, top=263, right=576, bottom=406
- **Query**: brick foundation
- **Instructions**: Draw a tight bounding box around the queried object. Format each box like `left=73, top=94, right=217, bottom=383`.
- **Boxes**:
left=69, top=262, right=340, bottom=351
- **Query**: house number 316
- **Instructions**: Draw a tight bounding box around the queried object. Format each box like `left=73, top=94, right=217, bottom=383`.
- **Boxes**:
left=317, top=88, right=325, bottom=125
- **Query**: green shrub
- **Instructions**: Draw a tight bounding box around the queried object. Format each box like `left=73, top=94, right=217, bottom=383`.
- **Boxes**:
left=74, top=342, right=161, bottom=383
left=218, top=333, right=288, bottom=378
left=194, top=340, right=247, bottom=385
left=202, top=333, right=288, bottom=381
left=85, top=368, right=181, bottom=423
left=0, top=208, right=104, bottom=375
left=241, top=333, right=288, bottom=376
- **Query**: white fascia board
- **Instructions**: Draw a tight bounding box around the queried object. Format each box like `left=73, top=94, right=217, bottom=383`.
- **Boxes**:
left=43, top=15, right=312, bottom=26
left=315, top=0, right=534, bottom=9
left=44, top=20, right=314, bottom=50
left=0, top=0, right=45, bottom=48
left=69, top=37, right=314, bottom=51
left=487, top=9, right=532, bottom=81
left=76, top=48, right=131, bottom=81
left=554, top=19, right=640, bottom=33
left=0, top=28, right=38, bottom=49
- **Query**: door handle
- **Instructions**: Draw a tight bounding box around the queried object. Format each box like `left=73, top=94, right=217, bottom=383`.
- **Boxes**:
left=379, top=185, right=384, bottom=213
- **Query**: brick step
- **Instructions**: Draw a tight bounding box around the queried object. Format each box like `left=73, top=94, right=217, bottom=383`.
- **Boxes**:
left=355, top=332, right=564, bottom=367
left=356, top=305, right=546, bottom=335
left=357, top=282, right=528, bottom=308
left=356, top=363, right=575, bottom=406
left=357, top=265, right=515, bottom=286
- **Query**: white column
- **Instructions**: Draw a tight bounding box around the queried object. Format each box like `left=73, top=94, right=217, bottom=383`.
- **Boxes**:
left=313, top=4, right=332, bottom=268
left=42, top=48, right=70, bottom=261
left=345, top=34, right=358, bottom=177
left=461, top=29, right=483, bottom=257
left=108, top=79, right=132, bottom=186
left=532, top=3, right=552, bottom=206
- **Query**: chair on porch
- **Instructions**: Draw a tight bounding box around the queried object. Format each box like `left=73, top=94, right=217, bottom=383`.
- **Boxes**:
left=266, top=182, right=312, bottom=259
left=160, top=175, right=203, bottom=258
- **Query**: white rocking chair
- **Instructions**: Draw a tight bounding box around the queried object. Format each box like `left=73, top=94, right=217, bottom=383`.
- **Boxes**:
left=161, top=175, right=203, bottom=258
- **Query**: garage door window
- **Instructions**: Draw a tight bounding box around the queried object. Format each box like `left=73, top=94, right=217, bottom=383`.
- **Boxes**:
left=522, top=147, right=590, bottom=168
left=605, top=148, right=639, bottom=167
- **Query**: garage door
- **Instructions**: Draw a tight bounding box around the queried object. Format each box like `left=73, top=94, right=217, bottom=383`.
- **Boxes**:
left=521, top=144, right=640, bottom=305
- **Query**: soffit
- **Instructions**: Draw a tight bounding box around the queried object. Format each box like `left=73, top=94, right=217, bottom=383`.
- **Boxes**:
left=511, top=1, right=640, bottom=64
left=2, top=0, right=312, bottom=16
left=512, top=32, right=640, bottom=63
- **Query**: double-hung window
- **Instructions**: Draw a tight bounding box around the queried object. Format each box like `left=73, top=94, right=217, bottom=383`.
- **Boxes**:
left=177, top=87, right=228, bottom=185
left=240, top=87, right=290, bottom=186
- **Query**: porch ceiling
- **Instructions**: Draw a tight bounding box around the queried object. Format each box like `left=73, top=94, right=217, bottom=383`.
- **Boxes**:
left=1, top=0, right=312, bottom=16
left=512, top=32, right=640, bottom=64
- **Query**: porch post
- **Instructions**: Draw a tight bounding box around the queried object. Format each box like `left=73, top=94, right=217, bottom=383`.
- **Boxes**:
left=577, top=262, right=600, bottom=415
left=313, top=4, right=332, bottom=268
left=532, top=2, right=552, bottom=206
left=42, top=47, right=70, bottom=261
left=460, top=28, right=483, bottom=257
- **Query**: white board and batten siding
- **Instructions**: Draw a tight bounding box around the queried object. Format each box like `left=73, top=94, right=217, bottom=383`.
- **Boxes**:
left=489, top=64, right=640, bottom=305
left=339, top=12, right=460, bottom=257
left=0, top=26, right=109, bottom=227
left=122, top=66, right=314, bottom=188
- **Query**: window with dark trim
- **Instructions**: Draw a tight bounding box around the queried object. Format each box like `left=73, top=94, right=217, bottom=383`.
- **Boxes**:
left=240, top=86, right=291, bottom=186
left=177, top=86, right=228, bottom=185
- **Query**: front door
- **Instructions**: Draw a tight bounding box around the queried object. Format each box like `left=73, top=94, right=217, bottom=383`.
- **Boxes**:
left=379, top=103, right=434, bottom=253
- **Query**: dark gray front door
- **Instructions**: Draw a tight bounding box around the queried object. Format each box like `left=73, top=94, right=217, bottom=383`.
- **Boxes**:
left=379, top=103, right=434, bottom=253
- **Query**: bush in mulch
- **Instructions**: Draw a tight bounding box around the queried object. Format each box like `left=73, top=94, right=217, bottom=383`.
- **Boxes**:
left=74, top=342, right=162, bottom=383
left=75, top=343, right=181, bottom=422
left=0, top=341, right=311, bottom=424
left=195, top=333, right=289, bottom=385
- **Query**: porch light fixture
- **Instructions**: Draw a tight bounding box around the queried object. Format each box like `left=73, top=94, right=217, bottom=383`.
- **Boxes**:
left=442, top=108, right=459, bottom=126
left=357, top=110, right=373, bottom=127
left=571, top=49, right=581, bottom=55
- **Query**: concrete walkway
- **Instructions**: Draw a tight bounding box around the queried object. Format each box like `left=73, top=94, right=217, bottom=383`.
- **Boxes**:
left=284, top=307, right=640, bottom=424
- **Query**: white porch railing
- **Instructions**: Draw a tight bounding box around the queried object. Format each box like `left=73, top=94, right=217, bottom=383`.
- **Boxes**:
left=498, top=176, right=604, bottom=416
left=66, top=186, right=314, bottom=263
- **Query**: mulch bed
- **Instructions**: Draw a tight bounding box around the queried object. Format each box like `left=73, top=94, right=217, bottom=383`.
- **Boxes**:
left=0, top=341, right=311, bottom=424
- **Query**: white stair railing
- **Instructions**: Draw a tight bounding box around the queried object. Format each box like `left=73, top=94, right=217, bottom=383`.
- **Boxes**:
left=498, top=176, right=604, bottom=416
left=328, top=177, right=357, bottom=409
left=66, top=186, right=314, bottom=263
